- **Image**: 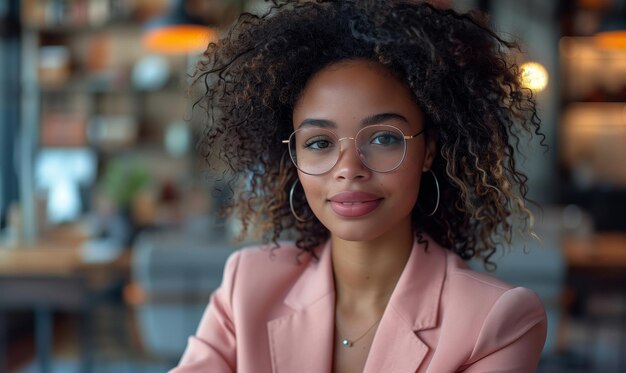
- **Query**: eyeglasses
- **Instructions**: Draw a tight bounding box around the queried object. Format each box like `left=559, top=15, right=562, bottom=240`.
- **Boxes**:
left=282, top=124, right=425, bottom=175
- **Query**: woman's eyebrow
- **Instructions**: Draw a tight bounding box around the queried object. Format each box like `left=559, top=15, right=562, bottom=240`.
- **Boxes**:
left=298, top=113, right=408, bottom=129
left=361, top=112, right=409, bottom=126
left=298, top=118, right=337, bottom=129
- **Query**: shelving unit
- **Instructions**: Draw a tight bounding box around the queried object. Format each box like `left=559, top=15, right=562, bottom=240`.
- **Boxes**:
left=558, top=33, right=626, bottom=232
left=559, top=37, right=626, bottom=187
left=19, top=0, right=195, bottom=238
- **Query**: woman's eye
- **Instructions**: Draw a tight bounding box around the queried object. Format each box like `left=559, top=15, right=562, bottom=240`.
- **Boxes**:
left=304, top=137, right=333, bottom=150
left=371, top=132, right=401, bottom=145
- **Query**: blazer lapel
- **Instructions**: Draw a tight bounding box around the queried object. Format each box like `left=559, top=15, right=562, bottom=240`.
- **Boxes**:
left=364, top=236, right=447, bottom=373
left=267, top=241, right=335, bottom=373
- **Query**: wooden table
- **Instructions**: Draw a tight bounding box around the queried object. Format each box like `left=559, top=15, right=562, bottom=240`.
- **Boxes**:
left=0, top=226, right=130, bottom=373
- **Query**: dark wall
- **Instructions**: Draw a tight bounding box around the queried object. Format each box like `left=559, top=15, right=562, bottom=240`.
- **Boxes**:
left=0, top=0, right=20, bottom=229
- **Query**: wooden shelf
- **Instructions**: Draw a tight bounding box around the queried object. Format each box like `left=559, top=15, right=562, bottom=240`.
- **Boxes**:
left=39, top=79, right=183, bottom=95
left=24, top=19, right=139, bottom=34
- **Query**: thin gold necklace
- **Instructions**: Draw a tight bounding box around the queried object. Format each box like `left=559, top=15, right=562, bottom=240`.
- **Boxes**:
left=339, top=316, right=383, bottom=347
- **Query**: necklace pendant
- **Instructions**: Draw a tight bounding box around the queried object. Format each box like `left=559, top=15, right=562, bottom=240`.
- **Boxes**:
left=341, top=339, right=353, bottom=347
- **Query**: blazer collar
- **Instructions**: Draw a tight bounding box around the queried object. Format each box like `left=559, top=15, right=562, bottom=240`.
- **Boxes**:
left=267, top=241, right=335, bottom=373
left=385, top=234, right=446, bottom=331
left=283, top=240, right=335, bottom=310
left=268, top=236, right=447, bottom=373
left=364, top=235, right=447, bottom=372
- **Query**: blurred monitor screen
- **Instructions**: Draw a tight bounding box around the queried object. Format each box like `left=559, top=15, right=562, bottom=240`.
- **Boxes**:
left=35, top=148, right=97, bottom=223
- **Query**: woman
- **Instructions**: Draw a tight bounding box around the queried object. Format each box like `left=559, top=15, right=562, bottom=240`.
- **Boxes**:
left=172, top=1, right=547, bottom=372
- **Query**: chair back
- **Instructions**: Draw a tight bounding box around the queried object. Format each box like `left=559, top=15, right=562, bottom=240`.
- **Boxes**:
left=132, top=231, right=235, bottom=361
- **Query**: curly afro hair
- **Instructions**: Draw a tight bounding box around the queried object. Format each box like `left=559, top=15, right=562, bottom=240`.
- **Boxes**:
left=193, top=0, right=543, bottom=269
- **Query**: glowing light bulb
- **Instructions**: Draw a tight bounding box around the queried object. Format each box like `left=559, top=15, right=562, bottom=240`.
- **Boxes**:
left=520, top=62, right=549, bottom=92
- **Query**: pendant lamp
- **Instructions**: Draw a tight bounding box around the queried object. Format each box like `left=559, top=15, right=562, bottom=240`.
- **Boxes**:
left=143, top=0, right=215, bottom=55
left=595, top=0, right=626, bottom=49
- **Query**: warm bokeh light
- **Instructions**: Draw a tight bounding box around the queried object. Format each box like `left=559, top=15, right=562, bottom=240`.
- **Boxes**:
left=520, top=61, right=549, bottom=92
left=143, top=25, right=214, bottom=54
left=595, top=30, right=626, bottom=49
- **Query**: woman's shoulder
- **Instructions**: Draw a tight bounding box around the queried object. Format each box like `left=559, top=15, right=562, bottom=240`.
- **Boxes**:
left=437, top=245, right=544, bottom=319
left=437, top=248, right=546, bottom=348
left=233, top=241, right=314, bottom=268
left=443, top=250, right=515, bottom=292
left=221, top=241, right=317, bottom=290
left=427, top=248, right=547, bottom=365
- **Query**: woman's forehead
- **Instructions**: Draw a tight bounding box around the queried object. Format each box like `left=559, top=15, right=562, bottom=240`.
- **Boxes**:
left=292, top=59, right=422, bottom=131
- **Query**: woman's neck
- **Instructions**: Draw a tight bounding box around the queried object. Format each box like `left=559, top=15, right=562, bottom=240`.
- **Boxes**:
left=330, top=222, right=414, bottom=311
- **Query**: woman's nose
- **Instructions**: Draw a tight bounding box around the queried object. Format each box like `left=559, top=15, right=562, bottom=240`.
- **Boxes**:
left=332, top=139, right=371, bottom=180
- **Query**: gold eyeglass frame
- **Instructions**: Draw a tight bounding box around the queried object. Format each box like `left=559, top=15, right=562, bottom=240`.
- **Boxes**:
left=282, top=125, right=426, bottom=175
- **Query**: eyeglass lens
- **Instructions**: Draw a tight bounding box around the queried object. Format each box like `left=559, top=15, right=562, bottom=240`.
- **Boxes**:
left=288, top=125, right=407, bottom=175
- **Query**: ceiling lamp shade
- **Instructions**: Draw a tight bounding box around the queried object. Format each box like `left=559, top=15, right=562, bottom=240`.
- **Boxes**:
left=595, top=1, right=626, bottom=49
left=595, top=19, right=626, bottom=49
left=143, top=0, right=215, bottom=55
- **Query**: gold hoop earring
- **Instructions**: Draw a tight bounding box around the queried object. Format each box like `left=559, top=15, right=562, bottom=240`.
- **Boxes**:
left=423, top=169, right=440, bottom=217
left=289, top=179, right=311, bottom=222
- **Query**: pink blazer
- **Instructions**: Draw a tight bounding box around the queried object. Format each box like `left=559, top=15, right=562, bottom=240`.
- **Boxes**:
left=170, top=237, right=547, bottom=373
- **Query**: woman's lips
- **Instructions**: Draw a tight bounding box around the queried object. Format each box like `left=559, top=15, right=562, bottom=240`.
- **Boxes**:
left=328, top=192, right=383, bottom=218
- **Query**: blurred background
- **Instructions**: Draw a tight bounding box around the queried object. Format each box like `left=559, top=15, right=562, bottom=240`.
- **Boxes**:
left=0, top=0, right=625, bottom=372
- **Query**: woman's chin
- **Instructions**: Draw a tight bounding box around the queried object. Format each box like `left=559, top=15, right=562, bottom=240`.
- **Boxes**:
left=326, top=224, right=387, bottom=243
